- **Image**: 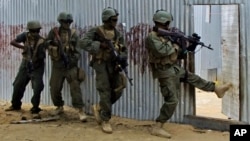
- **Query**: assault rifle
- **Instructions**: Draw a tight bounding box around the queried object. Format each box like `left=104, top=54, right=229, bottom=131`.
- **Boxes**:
left=153, top=27, right=213, bottom=54
left=53, top=28, right=69, bottom=68
left=95, top=29, right=133, bottom=86
left=27, top=45, right=34, bottom=74
left=25, top=34, right=35, bottom=74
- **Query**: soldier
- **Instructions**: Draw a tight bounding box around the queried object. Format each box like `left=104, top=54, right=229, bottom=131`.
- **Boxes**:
left=79, top=7, right=127, bottom=133
left=46, top=12, right=87, bottom=122
left=5, top=20, right=46, bottom=119
left=145, top=10, right=232, bottom=138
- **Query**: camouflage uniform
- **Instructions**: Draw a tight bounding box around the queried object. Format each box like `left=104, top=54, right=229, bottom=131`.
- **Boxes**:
left=46, top=12, right=86, bottom=120
left=146, top=33, right=215, bottom=122
left=79, top=7, right=127, bottom=133
left=146, top=10, right=231, bottom=138
left=7, top=21, right=45, bottom=114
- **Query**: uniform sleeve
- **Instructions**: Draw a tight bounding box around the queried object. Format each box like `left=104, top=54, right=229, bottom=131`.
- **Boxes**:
left=15, top=32, right=27, bottom=43
left=146, top=33, right=176, bottom=57
left=78, top=27, right=101, bottom=54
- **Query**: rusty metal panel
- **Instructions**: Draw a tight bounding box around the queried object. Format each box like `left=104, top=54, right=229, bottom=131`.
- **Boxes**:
left=0, top=0, right=250, bottom=124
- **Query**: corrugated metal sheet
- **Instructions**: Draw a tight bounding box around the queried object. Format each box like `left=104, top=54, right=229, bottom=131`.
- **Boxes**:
left=0, top=0, right=250, bottom=124
left=194, top=5, right=222, bottom=79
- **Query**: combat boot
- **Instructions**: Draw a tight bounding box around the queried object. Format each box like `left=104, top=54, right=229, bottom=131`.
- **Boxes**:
left=101, top=121, right=113, bottom=134
left=5, top=106, right=21, bottom=111
left=91, top=104, right=102, bottom=124
left=214, top=83, right=232, bottom=98
left=151, top=122, right=171, bottom=138
left=78, top=108, right=87, bottom=122
left=50, top=106, right=64, bottom=116
left=30, top=107, right=42, bottom=119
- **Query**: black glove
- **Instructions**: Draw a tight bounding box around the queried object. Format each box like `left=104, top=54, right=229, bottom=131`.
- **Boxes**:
left=187, top=44, right=197, bottom=52
left=116, top=55, right=128, bottom=69
left=187, top=33, right=200, bottom=52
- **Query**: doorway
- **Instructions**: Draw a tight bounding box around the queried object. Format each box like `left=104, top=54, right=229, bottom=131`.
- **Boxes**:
left=193, top=5, right=240, bottom=120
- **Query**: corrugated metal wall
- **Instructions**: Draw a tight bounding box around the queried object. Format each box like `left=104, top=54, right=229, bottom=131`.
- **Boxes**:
left=0, top=0, right=249, bottom=123
left=194, top=5, right=222, bottom=80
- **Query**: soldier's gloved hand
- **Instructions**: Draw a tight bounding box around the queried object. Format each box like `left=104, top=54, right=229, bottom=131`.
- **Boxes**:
left=187, top=33, right=200, bottom=52
left=116, top=55, right=128, bottom=69
left=100, top=42, right=108, bottom=49
left=187, top=43, right=198, bottom=52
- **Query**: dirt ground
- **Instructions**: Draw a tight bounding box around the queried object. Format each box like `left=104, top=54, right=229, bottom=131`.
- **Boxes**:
left=0, top=90, right=229, bottom=141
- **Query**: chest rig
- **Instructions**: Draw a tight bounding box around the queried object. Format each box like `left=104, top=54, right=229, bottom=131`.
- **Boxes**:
left=54, top=27, right=76, bottom=54
left=49, top=27, right=76, bottom=61
left=23, top=33, right=44, bottom=62
left=148, top=31, right=177, bottom=65
left=94, top=26, right=120, bottom=61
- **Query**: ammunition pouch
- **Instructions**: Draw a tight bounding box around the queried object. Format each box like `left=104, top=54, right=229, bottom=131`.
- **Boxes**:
left=77, top=67, right=86, bottom=82
left=48, top=45, right=60, bottom=61
left=114, top=73, right=127, bottom=94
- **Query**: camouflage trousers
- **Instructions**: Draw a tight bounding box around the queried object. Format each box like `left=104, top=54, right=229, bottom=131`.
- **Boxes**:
left=11, top=59, right=44, bottom=109
left=92, top=61, right=125, bottom=121
left=50, top=65, right=84, bottom=108
left=155, top=64, right=215, bottom=123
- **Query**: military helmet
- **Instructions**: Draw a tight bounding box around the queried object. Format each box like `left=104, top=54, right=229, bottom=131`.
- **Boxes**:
left=153, top=10, right=173, bottom=24
left=57, top=12, right=73, bottom=22
left=27, top=20, right=41, bottom=29
left=102, top=7, right=119, bottom=22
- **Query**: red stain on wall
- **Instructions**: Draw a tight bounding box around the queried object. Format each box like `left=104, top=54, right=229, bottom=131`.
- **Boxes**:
left=125, top=23, right=152, bottom=74
left=0, top=24, right=24, bottom=71
left=0, top=22, right=152, bottom=74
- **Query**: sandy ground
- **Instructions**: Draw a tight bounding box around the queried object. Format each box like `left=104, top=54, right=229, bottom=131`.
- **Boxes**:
left=196, top=89, right=228, bottom=119
left=0, top=90, right=229, bottom=141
